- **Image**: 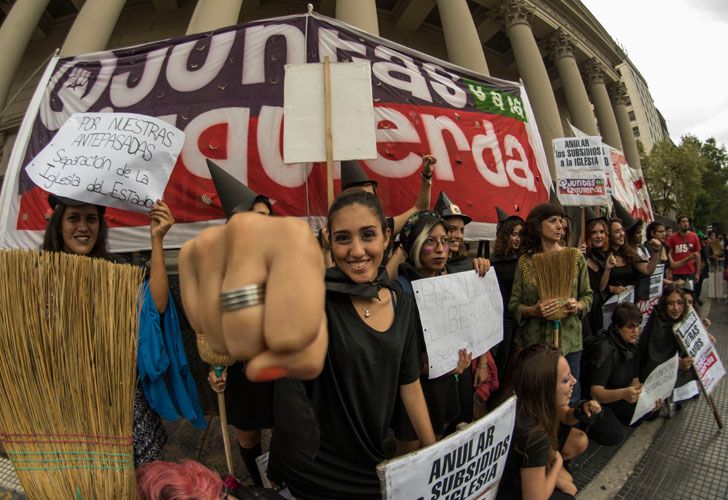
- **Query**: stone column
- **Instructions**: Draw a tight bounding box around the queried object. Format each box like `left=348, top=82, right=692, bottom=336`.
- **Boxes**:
left=499, top=0, right=563, bottom=177
left=186, top=0, right=243, bottom=35
left=584, top=59, right=623, bottom=151
left=336, top=0, right=379, bottom=36
left=0, top=132, right=17, bottom=179
left=611, top=82, right=641, bottom=167
left=0, top=0, right=50, bottom=109
left=549, top=29, right=598, bottom=136
left=437, top=0, right=489, bottom=75
left=60, top=0, right=126, bottom=56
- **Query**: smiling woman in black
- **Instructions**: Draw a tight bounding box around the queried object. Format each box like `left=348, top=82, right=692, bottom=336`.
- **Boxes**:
left=268, top=190, right=435, bottom=499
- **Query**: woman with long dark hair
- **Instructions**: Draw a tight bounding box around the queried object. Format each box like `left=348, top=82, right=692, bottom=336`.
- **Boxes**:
left=509, top=203, right=593, bottom=401
left=497, top=344, right=599, bottom=499
left=268, top=191, right=436, bottom=498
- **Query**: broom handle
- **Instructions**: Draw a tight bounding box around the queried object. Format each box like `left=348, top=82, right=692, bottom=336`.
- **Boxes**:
left=554, top=319, right=560, bottom=350
left=215, top=366, right=235, bottom=476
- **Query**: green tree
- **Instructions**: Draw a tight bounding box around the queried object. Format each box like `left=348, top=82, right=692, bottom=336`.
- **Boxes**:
left=642, top=135, right=707, bottom=218
left=695, top=138, right=728, bottom=232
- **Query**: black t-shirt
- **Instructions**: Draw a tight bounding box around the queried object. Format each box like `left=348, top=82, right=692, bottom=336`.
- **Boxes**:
left=270, top=285, right=420, bottom=499
left=497, top=418, right=551, bottom=499
left=493, top=257, right=518, bottom=320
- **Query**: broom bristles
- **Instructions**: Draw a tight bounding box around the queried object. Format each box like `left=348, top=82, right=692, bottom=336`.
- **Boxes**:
left=532, top=248, right=578, bottom=320
left=195, top=334, right=235, bottom=367
left=0, top=250, right=143, bottom=499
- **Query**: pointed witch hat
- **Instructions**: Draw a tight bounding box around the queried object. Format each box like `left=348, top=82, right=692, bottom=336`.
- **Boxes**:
left=434, top=191, right=471, bottom=224
left=585, top=206, right=607, bottom=225
left=496, top=205, right=524, bottom=224
left=549, top=187, right=564, bottom=210
left=610, top=196, right=640, bottom=231
left=341, top=160, right=377, bottom=191
left=206, top=159, right=259, bottom=218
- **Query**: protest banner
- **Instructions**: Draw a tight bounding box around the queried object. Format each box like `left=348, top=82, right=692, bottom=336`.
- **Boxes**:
left=636, top=263, right=664, bottom=329
left=674, top=309, right=726, bottom=395
left=553, top=136, right=609, bottom=207
left=24, top=112, right=183, bottom=213
left=603, top=145, right=653, bottom=222
left=0, top=11, right=551, bottom=251
left=602, top=286, right=635, bottom=328
left=412, top=271, right=503, bottom=378
left=630, top=353, right=678, bottom=425
left=377, top=396, right=516, bottom=500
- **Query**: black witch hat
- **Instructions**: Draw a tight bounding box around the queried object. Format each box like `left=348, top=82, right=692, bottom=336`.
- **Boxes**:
left=495, top=206, right=524, bottom=224
left=434, top=191, right=471, bottom=224
left=341, top=160, right=377, bottom=191
left=48, top=193, right=106, bottom=214
left=611, top=196, right=640, bottom=231
left=585, top=206, right=608, bottom=225
left=206, top=159, right=260, bottom=218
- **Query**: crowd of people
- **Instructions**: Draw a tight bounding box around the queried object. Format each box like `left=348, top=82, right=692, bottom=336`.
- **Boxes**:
left=34, top=153, right=726, bottom=500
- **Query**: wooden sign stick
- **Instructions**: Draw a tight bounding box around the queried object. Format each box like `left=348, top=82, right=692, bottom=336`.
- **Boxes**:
left=324, top=56, right=334, bottom=208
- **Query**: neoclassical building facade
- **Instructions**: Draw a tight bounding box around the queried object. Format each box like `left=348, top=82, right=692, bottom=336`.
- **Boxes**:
left=0, top=0, right=665, bottom=184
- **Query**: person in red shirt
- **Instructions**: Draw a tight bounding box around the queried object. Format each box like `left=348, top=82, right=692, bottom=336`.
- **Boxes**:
left=668, top=215, right=702, bottom=288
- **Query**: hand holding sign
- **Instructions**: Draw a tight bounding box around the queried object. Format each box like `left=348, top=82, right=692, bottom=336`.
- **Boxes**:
left=149, top=200, right=175, bottom=241
left=25, top=112, right=184, bottom=213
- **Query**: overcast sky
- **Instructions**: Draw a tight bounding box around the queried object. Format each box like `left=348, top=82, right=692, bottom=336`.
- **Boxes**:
left=580, top=0, right=728, bottom=150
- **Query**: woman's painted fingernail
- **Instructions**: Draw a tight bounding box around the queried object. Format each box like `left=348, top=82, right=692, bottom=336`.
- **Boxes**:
left=255, top=366, right=288, bottom=382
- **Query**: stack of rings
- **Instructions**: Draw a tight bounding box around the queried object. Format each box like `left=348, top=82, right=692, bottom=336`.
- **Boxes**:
left=220, top=284, right=266, bottom=311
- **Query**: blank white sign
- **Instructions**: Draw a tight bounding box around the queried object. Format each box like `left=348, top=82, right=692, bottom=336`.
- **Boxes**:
left=283, top=61, right=377, bottom=163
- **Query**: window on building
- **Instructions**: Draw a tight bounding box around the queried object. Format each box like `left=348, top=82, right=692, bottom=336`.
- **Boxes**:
left=632, top=125, right=640, bottom=138
left=628, top=111, right=636, bottom=121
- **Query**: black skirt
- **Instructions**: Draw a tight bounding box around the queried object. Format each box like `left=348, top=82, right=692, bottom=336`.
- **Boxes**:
left=225, top=361, right=275, bottom=431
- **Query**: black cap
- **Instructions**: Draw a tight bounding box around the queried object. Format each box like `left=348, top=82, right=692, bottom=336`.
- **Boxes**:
left=341, top=160, right=377, bottom=191
left=400, top=210, right=446, bottom=256
left=496, top=206, right=524, bottom=224
left=206, top=159, right=260, bottom=218
left=48, top=194, right=105, bottom=214
left=434, top=191, right=471, bottom=224
left=611, top=196, right=640, bottom=231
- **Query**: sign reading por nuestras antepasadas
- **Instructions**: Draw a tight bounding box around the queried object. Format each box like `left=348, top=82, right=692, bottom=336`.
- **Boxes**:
left=411, top=270, right=503, bottom=379
left=631, top=353, right=678, bottom=425
left=377, top=396, right=516, bottom=500
left=25, top=112, right=183, bottom=212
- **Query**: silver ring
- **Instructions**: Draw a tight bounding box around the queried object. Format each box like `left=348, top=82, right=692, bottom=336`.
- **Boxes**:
left=220, top=284, right=266, bottom=311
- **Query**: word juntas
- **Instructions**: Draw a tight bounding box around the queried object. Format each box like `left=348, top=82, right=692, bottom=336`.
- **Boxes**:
left=40, top=23, right=540, bottom=193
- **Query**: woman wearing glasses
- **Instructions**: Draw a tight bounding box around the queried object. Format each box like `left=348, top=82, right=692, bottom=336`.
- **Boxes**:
left=392, top=211, right=489, bottom=453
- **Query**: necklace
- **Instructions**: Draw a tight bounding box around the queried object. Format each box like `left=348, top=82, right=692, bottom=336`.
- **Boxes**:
left=352, top=297, right=373, bottom=318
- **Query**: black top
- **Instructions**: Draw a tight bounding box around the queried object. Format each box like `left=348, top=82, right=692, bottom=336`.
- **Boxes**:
left=269, top=285, right=420, bottom=499
left=583, top=326, right=638, bottom=415
left=584, top=249, right=607, bottom=340
left=447, top=255, right=474, bottom=274
left=493, top=256, right=518, bottom=320
left=497, top=415, right=551, bottom=499
left=638, top=312, right=683, bottom=382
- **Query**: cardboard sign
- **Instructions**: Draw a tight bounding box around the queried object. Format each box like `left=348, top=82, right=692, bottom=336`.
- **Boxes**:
left=377, top=396, right=516, bottom=500
left=283, top=61, right=377, bottom=163
left=601, top=286, right=635, bottom=328
left=631, top=353, right=678, bottom=425
left=24, top=112, right=183, bottom=212
left=673, top=380, right=700, bottom=402
left=412, top=271, right=503, bottom=378
left=674, top=309, right=726, bottom=395
left=553, top=136, right=609, bottom=206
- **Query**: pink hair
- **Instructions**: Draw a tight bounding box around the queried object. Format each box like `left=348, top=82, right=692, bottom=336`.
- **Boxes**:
left=136, top=460, right=224, bottom=500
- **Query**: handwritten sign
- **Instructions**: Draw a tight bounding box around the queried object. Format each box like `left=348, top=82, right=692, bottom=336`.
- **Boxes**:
left=673, top=380, right=700, bottom=402
left=602, top=286, right=635, bottom=328
left=631, top=353, right=678, bottom=425
left=674, top=308, right=726, bottom=395
left=412, top=271, right=503, bottom=378
left=553, top=136, right=609, bottom=206
left=377, top=396, right=516, bottom=500
left=636, top=263, right=665, bottom=328
left=283, top=61, right=376, bottom=163
left=25, top=112, right=184, bottom=212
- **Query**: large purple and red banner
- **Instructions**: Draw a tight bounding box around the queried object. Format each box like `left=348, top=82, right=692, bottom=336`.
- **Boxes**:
left=0, top=12, right=551, bottom=251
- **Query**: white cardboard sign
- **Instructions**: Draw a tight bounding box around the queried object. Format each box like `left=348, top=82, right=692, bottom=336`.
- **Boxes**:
left=283, top=61, right=376, bottom=163
left=553, top=136, right=609, bottom=206
left=412, top=271, right=503, bottom=379
left=601, top=286, right=635, bottom=328
left=25, top=112, right=183, bottom=212
left=377, top=396, right=516, bottom=500
left=674, top=308, right=726, bottom=395
left=631, top=353, right=678, bottom=425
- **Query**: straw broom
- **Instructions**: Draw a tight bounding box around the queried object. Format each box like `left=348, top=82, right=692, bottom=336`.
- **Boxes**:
left=0, top=250, right=143, bottom=499
left=194, top=334, right=236, bottom=477
left=532, top=248, right=578, bottom=349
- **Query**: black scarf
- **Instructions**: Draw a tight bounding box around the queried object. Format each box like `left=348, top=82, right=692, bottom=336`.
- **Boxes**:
left=587, top=248, right=607, bottom=269
left=606, top=323, right=638, bottom=361
left=324, top=266, right=392, bottom=299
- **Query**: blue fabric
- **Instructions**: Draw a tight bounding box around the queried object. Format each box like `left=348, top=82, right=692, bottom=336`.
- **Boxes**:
left=138, top=282, right=207, bottom=429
